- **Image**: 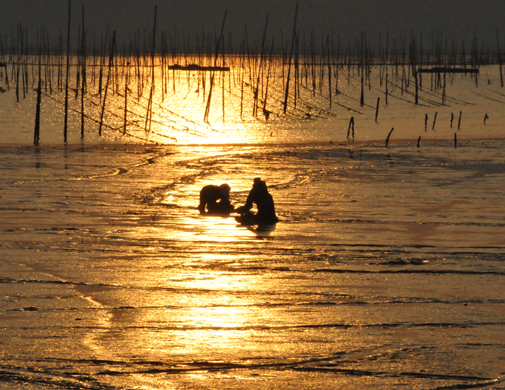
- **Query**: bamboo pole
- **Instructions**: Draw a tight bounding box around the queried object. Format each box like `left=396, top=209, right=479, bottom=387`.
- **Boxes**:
left=80, top=3, right=86, bottom=139
left=34, top=53, right=42, bottom=145
left=385, top=128, right=394, bottom=147
left=144, top=5, right=157, bottom=134
left=98, top=31, right=116, bottom=136
left=283, top=1, right=298, bottom=114
left=203, top=10, right=227, bottom=123
left=63, top=0, right=71, bottom=144
left=375, top=97, right=380, bottom=123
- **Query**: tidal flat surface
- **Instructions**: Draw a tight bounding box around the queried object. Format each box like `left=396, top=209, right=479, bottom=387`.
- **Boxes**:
left=1, top=140, right=504, bottom=389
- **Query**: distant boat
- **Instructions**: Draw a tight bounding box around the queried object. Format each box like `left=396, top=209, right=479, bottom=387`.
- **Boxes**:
left=417, top=67, right=479, bottom=74
left=168, top=64, right=230, bottom=72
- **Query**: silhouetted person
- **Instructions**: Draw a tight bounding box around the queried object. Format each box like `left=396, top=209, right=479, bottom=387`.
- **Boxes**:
left=198, top=183, right=234, bottom=214
left=236, top=178, right=278, bottom=225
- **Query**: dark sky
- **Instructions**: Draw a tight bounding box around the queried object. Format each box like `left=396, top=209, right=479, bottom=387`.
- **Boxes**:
left=2, top=0, right=505, bottom=51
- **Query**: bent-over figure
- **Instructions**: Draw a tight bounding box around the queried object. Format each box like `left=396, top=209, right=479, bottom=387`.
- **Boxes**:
left=198, top=183, right=234, bottom=214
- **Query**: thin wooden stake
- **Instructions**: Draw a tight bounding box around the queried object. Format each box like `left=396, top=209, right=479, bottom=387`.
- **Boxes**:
left=283, top=1, right=298, bottom=114
left=63, top=0, right=71, bottom=144
left=375, top=97, right=380, bottom=123
left=99, top=31, right=116, bottom=136
left=385, top=127, right=394, bottom=147
left=347, top=116, right=354, bottom=139
left=34, top=62, right=42, bottom=145
left=80, top=3, right=86, bottom=139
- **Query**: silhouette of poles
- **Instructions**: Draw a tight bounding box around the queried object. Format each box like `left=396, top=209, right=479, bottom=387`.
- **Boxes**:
left=253, top=14, right=269, bottom=118
left=497, top=29, right=503, bottom=87
left=123, top=60, right=129, bottom=134
left=63, top=0, right=71, bottom=144
left=34, top=50, right=42, bottom=145
left=98, top=31, right=116, bottom=136
left=283, top=1, right=298, bottom=114
left=375, top=97, right=380, bottom=122
left=385, top=127, right=394, bottom=147
left=203, top=10, right=227, bottom=123
left=145, top=5, right=157, bottom=134
left=80, top=3, right=86, bottom=139
left=347, top=116, right=354, bottom=139
left=262, top=37, right=275, bottom=121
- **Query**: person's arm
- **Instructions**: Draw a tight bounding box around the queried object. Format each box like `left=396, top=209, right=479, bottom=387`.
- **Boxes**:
left=236, top=189, right=255, bottom=213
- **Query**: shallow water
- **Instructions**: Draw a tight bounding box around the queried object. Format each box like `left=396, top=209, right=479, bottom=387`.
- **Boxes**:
left=1, top=59, right=505, bottom=388
left=1, top=139, right=504, bottom=389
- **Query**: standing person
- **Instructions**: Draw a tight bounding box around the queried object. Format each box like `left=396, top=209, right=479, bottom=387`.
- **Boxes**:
left=198, top=183, right=234, bottom=214
left=236, top=178, right=278, bottom=225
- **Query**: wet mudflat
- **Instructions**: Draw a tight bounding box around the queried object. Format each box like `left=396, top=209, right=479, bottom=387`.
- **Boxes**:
left=1, top=140, right=504, bottom=389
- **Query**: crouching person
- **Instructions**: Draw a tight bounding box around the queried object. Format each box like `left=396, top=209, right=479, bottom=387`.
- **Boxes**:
left=198, top=183, right=234, bottom=215
left=236, top=178, right=278, bottom=225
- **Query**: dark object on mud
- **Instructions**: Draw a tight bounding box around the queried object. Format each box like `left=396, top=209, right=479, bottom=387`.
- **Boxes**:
left=168, top=64, right=230, bottom=72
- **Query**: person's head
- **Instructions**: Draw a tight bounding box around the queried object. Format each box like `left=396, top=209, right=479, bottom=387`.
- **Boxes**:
left=219, top=183, right=231, bottom=196
left=253, top=177, right=267, bottom=190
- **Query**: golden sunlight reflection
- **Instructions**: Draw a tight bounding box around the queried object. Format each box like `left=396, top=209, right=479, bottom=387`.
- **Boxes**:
left=150, top=69, right=262, bottom=145
left=105, top=61, right=328, bottom=146
left=91, top=256, right=268, bottom=365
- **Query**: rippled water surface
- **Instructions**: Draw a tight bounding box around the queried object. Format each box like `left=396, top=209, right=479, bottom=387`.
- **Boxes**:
left=1, top=139, right=504, bottom=389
